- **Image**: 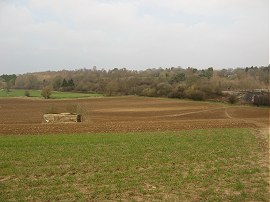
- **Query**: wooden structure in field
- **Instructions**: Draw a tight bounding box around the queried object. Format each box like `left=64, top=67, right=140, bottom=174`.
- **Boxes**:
left=43, top=113, right=81, bottom=123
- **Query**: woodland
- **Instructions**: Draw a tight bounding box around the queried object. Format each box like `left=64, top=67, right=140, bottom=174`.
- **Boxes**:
left=0, top=66, right=269, bottom=101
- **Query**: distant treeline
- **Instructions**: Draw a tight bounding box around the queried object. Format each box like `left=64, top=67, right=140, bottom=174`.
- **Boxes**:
left=0, top=66, right=269, bottom=101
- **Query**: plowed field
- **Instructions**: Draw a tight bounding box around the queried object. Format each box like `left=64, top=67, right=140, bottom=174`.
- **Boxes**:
left=0, top=96, right=269, bottom=134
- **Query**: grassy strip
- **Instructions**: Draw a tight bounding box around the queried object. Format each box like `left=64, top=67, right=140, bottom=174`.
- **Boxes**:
left=0, top=128, right=268, bottom=201
left=0, top=89, right=103, bottom=99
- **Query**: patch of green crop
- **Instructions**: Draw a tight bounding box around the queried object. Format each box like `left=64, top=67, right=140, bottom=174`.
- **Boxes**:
left=0, top=89, right=103, bottom=99
left=0, top=128, right=268, bottom=201
left=50, top=91, right=103, bottom=99
left=0, top=89, right=41, bottom=97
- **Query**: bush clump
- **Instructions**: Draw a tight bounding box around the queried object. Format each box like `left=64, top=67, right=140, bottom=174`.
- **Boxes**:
left=24, top=90, right=30, bottom=97
left=228, top=94, right=238, bottom=104
left=41, top=86, right=52, bottom=99
left=185, top=89, right=205, bottom=101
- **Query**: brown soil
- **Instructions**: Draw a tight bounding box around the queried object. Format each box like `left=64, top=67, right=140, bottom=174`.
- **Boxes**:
left=0, top=96, right=269, bottom=135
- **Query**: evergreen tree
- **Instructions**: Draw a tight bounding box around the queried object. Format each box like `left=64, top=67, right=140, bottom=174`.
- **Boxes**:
left=68, top=79, right=75, bottom=87
left=62, top=79, right=68, bottom=87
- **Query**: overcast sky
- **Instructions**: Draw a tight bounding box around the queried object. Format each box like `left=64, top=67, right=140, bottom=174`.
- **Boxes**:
left=0, top=0, right=269, bottom=74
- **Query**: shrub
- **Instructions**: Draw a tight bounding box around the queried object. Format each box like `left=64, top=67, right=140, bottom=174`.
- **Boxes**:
left=185, top=89, right=205, bottom=101
left=142, top=87, right=157, bottom=97
left=168, top=85, right=185, bottom=98
left=156, top=82, right=172, bottom=97
left=24, top=90, right=30, bottom=97
left=41, top=86, right=52, bottom=99
left=228, top=94, right=238, bottom=104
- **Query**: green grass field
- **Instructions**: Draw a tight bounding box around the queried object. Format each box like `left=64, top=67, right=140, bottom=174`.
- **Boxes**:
left=0, top=89, right=103, bottom=99
left=0, top=128, right=268, bottom=201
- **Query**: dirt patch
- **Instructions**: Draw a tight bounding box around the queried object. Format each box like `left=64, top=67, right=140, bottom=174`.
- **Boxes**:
left=0, top=97, right=269, bottom=135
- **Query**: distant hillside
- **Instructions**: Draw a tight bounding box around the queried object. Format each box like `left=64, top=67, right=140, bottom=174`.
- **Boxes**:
left=1, top=66, right=269, bottom=103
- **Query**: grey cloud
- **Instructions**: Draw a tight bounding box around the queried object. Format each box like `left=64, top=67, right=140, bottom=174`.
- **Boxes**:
left=0, top=0, right=268, bottom=74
